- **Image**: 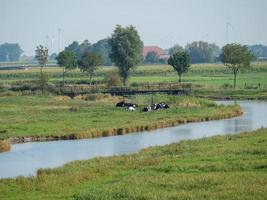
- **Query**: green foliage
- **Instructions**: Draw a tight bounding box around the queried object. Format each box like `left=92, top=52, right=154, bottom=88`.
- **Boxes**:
left=56, top=51, right=77, bottom=70
left=90, top=39, right=112, bottom=66
left=39, top=73, right=49, bottom=94
left=221, top=43, right=254, bottom=88
left=103, top=70, right=122, bottom=87
left=1, top=62, right=267, bottom=95
left=0, top=43, right=23, bottom=61
left=169, top=44, right=184, bottom=55
left=35, top=45, right=48, bottom=72
left=109, top=25, right=143, bottom=86
left=65, top=41, right=82, bottom=59
left=0, top=95, right=241, bottom=140
left=79, top=52, right=101, bottom=85
left=56, top=51, right=77, bottom=85
left=168, top=51, right=190, bottom=82
left=186, top=41, right=220, bottom=63
left=144, top=51, right=159, bottom=64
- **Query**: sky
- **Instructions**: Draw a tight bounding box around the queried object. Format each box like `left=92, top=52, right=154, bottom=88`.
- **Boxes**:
left=1, top=0, right=267, bottom=55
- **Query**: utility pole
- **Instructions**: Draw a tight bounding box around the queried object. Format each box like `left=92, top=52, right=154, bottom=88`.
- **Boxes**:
left=50, top=36, right=54, bottom=53
left=226, top=22, right=230, bottom=44
left=46, top=35, right=49, bottom=49
left=58, top=27, right=61, bottom=53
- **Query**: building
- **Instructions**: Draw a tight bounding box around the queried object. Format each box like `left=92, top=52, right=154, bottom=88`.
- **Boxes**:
left=143, top=46, right=169, bottom=60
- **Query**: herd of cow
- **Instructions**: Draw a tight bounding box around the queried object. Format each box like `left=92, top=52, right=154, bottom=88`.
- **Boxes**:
left=115, top=101, right=169, bottom=112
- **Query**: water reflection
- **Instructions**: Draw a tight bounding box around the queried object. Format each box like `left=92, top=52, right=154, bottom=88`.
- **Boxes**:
left=0, top=101, right=266, bottom=178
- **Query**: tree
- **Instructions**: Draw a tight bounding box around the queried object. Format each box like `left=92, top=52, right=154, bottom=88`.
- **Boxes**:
left=90, top=39, right=112, bottom=66
left=109, top=25, right=143, bottom=86
left=186, top=41, right=220, bottom=63
left=168, top=51, right=190, bottom=83
left=169, top=44, right=184, bottom=55
left=0, top=43, right=23, bottom=61
left=144, top=51, right=159, bottom=64
left=65, top=41, right=80, bottom=59
left=35, top=45, right=49, bottom=94
left=35, top=45, right=48, bottom=74
left=56, top=51, right=77, bottom=86
left=79, top=52, right=101, bottom=85
left=80, top=40, right=91, bottom=56
left=247, top=44, right=267, bottom=59
left=221, top=43, right=253, bottom=88
left=49, top=53, right=58, bottom=60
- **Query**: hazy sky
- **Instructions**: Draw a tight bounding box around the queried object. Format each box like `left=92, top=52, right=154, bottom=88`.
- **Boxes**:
left=1, top=0, right=267, bottom=55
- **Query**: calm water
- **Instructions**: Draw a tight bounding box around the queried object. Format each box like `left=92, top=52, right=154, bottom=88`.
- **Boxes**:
left=0, top=101, right=266, bottom=178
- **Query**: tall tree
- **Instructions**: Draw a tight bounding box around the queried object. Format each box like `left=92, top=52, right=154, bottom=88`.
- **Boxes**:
left=35, top=45, right=48, bottom=74
left=79, top=52, right=101, bottom=85
left=221, top=43, right=253, bottom=88
left=0, top=43, right=23, bottom=61
left=56, top=51, right=77, bottom=86
left=35, top=45, right=49, bottom=94
left=186, top=41, right=220, bottom=63
left=109, top=25, right=143, bottom=86
left=90, top=39, right=112, bottom=66
left=65, top=41, right=80, bottom=59
left=169, top=44, right=184, bottom=55
left=80, top=40, right=91, bottom=56
left=168, top=51, right=190, bottom=83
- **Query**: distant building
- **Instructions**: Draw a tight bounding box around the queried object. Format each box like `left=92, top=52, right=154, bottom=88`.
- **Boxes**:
left=143, top=46, right=169, bottom=60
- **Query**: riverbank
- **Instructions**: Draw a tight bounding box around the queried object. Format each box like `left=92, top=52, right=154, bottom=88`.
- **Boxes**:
left=0, top=95, right=242, bottom=152
left=0, top=128, right=266, bottom=199
left=192, top=88, right=267, bottom=100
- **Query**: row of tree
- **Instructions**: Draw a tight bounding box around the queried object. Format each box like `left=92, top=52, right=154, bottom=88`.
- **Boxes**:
left=35, top=25, right=253, bottom=90
left=145, top=42, right=220, bottom=64
left=64, top=39, right=112, bottom=66
left=144, top=42, right=267, bottom=65
left=35, top=25, right=142, bottom=88
left=169, top=43, right=254, bottom=88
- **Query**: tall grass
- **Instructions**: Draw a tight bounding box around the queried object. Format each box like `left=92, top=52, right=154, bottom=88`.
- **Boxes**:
left=0, top=95, right=242, bottom=144
left=0, top=128, right=266, bottom=199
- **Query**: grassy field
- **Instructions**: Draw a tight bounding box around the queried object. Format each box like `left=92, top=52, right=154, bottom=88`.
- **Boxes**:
left=0, top=128, right=266, bottom=199
left=1, top=62, right=267, bottom=89
left=0, top=95, right=241, bottom=143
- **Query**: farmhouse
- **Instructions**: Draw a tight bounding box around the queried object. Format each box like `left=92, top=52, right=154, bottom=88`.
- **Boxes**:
left=143, top=46, right=169, bottom=60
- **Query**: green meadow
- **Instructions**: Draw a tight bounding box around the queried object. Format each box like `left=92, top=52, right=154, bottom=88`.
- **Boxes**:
left=1, top=62, right=267, bottom=89
left=0, top=95, right=241, bottom=142
left=0, top=128, right=266, bottom=199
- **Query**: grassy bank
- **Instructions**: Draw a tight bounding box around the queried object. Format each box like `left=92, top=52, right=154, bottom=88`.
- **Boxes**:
left=0, top=95, right=242, bottom=144
left=192, top=88, right=267, bottom=100
left=0, top=128, right=266, bottom=199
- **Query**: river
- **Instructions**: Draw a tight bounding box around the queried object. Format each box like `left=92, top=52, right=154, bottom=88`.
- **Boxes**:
left=0, top=101, right=266, bottom=178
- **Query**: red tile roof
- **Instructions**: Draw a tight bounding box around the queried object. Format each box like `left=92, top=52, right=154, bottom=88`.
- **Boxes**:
left=143, top=46, right=168, bottom=58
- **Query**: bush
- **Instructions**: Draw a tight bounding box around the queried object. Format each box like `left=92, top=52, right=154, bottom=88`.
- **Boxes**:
left=103, top=70, right=122, bottom=87
left=10, top=81, right=40, bottom=92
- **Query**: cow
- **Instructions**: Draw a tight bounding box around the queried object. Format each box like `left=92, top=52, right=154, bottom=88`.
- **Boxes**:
left=116, top=101, right=126, bottom=107
left=142, top=105, right=152, bottom=112
left=126, top=106, right=135, bottom=111
left=143, top=102, right=169, bottom=112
